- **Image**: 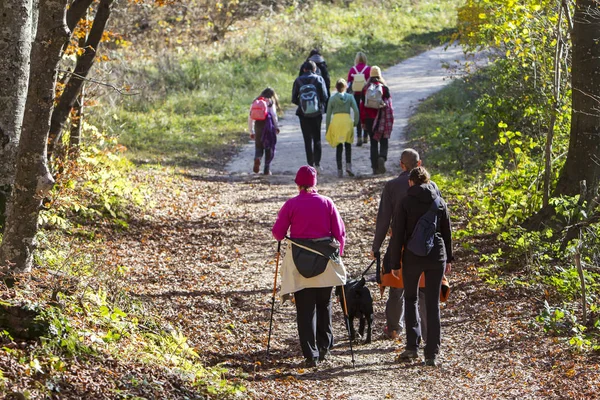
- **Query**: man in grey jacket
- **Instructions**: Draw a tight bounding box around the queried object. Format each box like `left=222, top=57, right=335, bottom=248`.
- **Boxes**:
left=371, top=148, right=421, bottom=339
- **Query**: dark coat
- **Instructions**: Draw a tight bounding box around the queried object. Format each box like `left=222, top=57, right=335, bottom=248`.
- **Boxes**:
left=298, top=54, right=331, bottom=98
left=390, top=182, right=453, bottom=269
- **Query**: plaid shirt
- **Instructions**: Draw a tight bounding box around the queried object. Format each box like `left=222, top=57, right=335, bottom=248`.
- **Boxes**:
left=373, top=97, right=394, bottom=141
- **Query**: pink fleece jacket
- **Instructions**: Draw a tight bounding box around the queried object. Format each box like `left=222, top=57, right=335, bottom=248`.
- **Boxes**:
left=272, top=190, right=346, bottom=255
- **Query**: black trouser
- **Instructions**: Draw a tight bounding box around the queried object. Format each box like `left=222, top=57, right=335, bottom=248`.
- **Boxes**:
left=402, top=261, right=445, bottom=359
left=353, top=93, right=363, bottom=139
left=299, top=115, right=323, bottom=167
left=336, top=143, right=351, bottom=170
left=364, top=118, right=389, bottom=170
left=294, top=287, right=334, bottom=360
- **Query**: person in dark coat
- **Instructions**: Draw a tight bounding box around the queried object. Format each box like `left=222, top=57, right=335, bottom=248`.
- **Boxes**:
left=391, top=166, right=453, bottom=367
left=299, top=48, right=331, bottom=99
left=292, top=61, right=329, bottom=170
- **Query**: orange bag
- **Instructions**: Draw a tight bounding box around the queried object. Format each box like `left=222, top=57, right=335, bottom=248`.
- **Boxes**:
left=378, top=249, right=451, bottom=302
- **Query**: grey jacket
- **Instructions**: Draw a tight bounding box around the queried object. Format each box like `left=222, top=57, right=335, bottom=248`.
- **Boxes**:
left=372, top=172, right=441, bottom=253
left=372, top=171, right=410, bottom=253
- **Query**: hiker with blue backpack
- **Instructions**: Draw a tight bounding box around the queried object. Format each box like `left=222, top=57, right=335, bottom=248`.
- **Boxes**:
left=359, top=66, right=392, bottom=174
left=325, top=79, right=359, bottom=178
left=248, top=87, right=281, bottom=175
left=292, top=61, right=329, bottom=171
left=299, top=49, right=331, bottom=99
left=390, top=166, right=453, bottom=367
left=347, top=51, right=371, bottom=146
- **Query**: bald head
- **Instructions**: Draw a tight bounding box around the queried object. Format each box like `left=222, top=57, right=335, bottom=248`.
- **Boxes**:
left=400, top=148, right=420, bottom=171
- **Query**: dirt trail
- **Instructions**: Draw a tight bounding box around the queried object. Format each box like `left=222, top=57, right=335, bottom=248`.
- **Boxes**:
left=110, top=45, right=598, bottom=399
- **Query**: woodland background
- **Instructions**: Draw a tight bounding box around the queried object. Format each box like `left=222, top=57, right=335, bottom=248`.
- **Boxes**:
left=0, top=0, right=599, bottom=398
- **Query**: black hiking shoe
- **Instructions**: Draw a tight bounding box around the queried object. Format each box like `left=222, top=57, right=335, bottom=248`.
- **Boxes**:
left=397, top=349, right=419, bottom=362
left=304, top=358, right=319, bottom=368
left=318, top=349, right=330, bottom=362
left=424, top=358, right=437, bottom=367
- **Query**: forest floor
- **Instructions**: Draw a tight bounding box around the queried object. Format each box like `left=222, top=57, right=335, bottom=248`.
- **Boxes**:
left=99, top=45, right=600, bottom=399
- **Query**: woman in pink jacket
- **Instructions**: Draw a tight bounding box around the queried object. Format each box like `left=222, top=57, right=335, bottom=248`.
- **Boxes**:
left=347, top=51, right=371, bottom=146
left=272, top=166, right=346, bottom=368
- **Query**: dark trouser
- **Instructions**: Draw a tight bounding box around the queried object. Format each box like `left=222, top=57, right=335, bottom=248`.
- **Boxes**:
left=253, top=120, right=274, bottom=172
left=353, top=93, right=363, bottom=139
left=402, top=262, right=445, bottom=359
left=364, top=118, right=388, bottom=170
left=294, top=287, right=334, bottom=360
left=299, top=115, right=323, bottom=167
left=336, top=143, right=351, bottom=170
left=386, top=287, right=405, bottom=332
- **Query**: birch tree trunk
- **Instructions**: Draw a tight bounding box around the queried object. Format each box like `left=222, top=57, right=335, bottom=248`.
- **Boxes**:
left=0, top=0, right=70, bottom=273
left=0, top=0, right=35, bottom=222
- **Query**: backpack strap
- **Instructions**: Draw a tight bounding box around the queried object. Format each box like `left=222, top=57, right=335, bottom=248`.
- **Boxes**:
left=359, top=65, right=368, bottom=74
left=351, top=66, right=359, bottom=75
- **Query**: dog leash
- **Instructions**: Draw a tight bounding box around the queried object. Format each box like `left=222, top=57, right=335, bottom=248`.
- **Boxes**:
left=361, top=258, right=377, bottom=277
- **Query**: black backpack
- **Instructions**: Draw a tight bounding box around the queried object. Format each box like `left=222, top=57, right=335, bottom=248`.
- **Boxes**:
left=406, top=197, right=442, bottom=257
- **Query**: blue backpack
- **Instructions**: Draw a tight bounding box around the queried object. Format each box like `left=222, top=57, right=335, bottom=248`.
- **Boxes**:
left=298, top=77, right=321, bottom=117
left=406, top=197, right=442, bottom=257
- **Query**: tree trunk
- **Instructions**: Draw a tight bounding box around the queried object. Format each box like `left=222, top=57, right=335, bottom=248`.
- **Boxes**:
left=48, top=0, right=114, bottom=158
left=0, top=0, right=35, bottom=221
left=553, top=0, right=600, bottom=202
left=0, top=0, right=70, bottom=273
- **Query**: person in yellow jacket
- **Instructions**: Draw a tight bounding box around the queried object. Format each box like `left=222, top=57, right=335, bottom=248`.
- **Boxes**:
left=326, top=79, right=359, bottom=177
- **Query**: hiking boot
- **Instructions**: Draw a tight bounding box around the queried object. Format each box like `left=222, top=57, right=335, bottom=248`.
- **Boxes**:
left=318, top=349, right=330, bottom=362
left=383, top=326, right=398, bottom=340
left=424, top=358, right=437, bottom=367
left=356, top=136, right=363, bottom=146
left=337, top=169, right=343, bottom=178
left=397, top=349, right=419, bottom=361
left=253, top=158, right=260, bottom=173
left=377, top=157, right=386, bottom=174
left=363, top=133, right=369, bottom=144
left=345, top=163, right=354, bottom=177
left=304, top=358, right=319, bottom=368
left=315, top=164, right=323, bottom=174
left=264, top=168, right=272, bottom=175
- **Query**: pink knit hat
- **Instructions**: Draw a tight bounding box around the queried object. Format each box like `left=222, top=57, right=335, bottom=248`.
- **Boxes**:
left=295, top=166, right=317, bottom=187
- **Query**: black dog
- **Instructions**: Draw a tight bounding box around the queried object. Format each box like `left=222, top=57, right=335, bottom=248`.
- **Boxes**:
left=335, top=277, right=374, bottom=344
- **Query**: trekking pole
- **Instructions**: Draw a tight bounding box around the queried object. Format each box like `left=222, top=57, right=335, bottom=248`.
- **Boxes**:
left=340, top=284, right=356, bottom=368
left=266, top=241, right=281, bottom=357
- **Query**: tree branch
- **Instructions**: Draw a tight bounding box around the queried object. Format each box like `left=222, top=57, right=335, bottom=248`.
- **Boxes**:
left=56, top=69, right=138, bottom=95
